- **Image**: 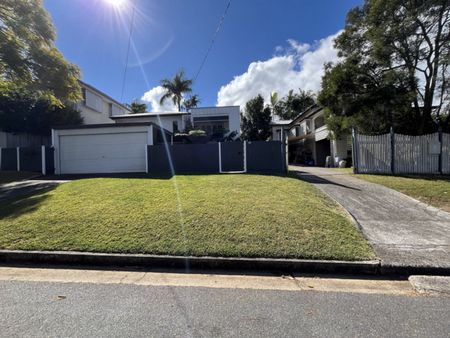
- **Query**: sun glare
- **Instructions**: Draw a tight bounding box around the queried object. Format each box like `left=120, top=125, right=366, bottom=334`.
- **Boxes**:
left=104, top=0, right=127, bottom=9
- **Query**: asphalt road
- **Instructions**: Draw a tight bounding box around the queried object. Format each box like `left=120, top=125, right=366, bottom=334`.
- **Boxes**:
left=1, top=277, right=449, bottom=338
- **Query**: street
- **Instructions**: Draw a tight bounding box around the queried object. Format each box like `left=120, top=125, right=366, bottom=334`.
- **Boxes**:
left=0, top=268, right=449, bottom=337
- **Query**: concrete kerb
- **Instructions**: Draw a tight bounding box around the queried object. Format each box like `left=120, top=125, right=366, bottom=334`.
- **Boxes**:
left=0, top=250, right=380, bottom=275
left=1, top=250, right=450, bottom=276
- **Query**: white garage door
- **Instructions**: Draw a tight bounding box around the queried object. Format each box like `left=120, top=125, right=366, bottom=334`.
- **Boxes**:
left=59, top=132, right=147, bottom=174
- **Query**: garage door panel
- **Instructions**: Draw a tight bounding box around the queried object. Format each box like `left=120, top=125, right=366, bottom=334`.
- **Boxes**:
left=59, top=132, right=147, bottom=174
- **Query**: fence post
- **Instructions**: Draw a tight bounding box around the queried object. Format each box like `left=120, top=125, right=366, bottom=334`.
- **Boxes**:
left=438, top=126, right=443, bottom=175
left=390, top=127, right=395, bottom=175
left=145, top=145, right=149, bottom=174
left=16, top=147, right=20, bottom=172
left=351, top=128, right=358, bottom=174
left=41, top=145, right=46, bottom=175
left=243, top=141, right=247, bottom=173
left=218, top=142, right=222, bottom=173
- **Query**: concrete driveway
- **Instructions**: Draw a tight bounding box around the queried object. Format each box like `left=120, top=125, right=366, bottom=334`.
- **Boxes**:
left=0, top=179, right=67, bottom=202
left=292, top=166, right=450, bottom=271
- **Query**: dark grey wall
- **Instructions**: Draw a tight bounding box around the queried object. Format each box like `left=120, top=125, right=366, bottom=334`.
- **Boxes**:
left=19, top=147, right=42, bottom=172
left=246, top=141, right=285, bottom=173
left=148, top=143, right=220, bottom=174
left=147, top=141, right=286, bottom=175
left=1, top=148, right=17, bottom=171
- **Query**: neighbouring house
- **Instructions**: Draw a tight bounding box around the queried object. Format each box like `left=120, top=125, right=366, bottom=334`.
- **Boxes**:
left=270, top=117, right=292, bottom=142
left=111, top=105, right=241, bottom=137
left=111, top=111, right=189, bottom=134
left=189, top=106, right=240, bottom=136
left=287, top=105, right=351, bottom=167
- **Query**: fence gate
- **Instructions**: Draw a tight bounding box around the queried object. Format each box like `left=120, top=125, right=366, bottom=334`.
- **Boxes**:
left=220, top=142, right=245, bottom=172
left=353, top=129, right=447, bottom=175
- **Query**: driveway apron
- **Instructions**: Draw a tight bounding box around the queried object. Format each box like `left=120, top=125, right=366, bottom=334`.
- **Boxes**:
left=292, top=166, right=450, bottom=269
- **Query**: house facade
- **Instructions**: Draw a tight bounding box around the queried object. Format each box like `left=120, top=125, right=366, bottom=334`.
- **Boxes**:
left=76, top=81, right=131, bottom=124
left=76, top=82, right=241, bottom=136
left=287, top=105, right=351, bottom=167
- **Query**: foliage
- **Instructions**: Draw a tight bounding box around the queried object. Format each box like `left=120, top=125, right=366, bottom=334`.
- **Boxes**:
left=319, top=60, right=416, bottom=137
left=0, top=0, right=81, bottom=104
left=160, top=70, right=193, bottom=111
left=319, top=0, right=450, bottom=135
left=0, top=89, right=83, bottom=135
left=0, top=175, right=374, bottom=260
left=273, top=89, right=316, bottom=120
left=183, top=94, right=200, bottom=111
left=188, top=129, right=206, bottom=136
left=241, top=95, right=272, bottom=141
left=128, top=101, right=147, bottom=114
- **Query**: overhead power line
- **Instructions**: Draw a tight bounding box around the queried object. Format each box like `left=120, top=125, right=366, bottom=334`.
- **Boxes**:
left=193, top=0, right=231, bottom=82
left=120, top=0, right=136, bottom=102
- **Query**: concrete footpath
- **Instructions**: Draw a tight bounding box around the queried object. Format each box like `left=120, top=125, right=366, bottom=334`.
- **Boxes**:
left=293, top=166, right=450, bottom=273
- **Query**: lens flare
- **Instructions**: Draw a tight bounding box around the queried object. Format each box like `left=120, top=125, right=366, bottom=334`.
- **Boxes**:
left=104, top=0, right=127, bottom=9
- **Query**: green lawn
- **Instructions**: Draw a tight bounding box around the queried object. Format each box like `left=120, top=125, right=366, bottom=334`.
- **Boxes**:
left=0, top=171, right=39, bottom=184
left=0, top=174, right=374, bottom=260
left=355, top=174, right=450, bottom=212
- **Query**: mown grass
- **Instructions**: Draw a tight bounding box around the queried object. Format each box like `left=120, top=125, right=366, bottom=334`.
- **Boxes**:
left=0, top=174, right=374, bottom=260
left=0, top=171, right=39, bottom=184
left=355, top=174, right=450, bottom=213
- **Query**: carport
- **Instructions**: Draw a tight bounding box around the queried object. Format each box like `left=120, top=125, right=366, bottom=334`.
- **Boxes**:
left=52, top=123, right=171, bottom=174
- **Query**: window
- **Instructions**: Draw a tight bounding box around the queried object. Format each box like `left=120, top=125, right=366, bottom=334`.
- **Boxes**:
left=82, top=88, right=86, bottom=105
left=108, top=103, right=113, bottom=116
left=173, top=121, right=179, bottom=133
left=85, top=89, right=103, bottom=112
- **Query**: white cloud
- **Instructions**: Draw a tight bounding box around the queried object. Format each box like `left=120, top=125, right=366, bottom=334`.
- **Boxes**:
left=217, top=31, right=342, bottom=107
left=141, top=86, right=177, bottom=112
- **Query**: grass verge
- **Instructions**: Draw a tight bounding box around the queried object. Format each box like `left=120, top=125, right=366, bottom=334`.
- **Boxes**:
left=0, top=174, right=374, bottom=260
left=355, top=174, right=450, bottom=213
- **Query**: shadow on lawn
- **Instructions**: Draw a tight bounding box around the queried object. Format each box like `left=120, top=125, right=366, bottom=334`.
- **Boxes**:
left=0, top=186, right=56, bottom=220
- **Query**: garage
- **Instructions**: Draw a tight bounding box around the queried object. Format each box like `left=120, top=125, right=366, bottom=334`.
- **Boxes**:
left=52, top=123, right=167, bottom=174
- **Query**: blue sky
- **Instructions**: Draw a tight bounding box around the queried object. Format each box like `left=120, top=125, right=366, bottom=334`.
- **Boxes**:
left=44, top=0, right=362, bottom=111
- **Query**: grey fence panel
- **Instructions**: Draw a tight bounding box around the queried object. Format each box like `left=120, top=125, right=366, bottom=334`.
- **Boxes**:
left=443, top=133, right=450, bottom=174
left=395, top=133, right=439, bottom=174
left=247, top=141, right=284, bottom=173
left=221, top=142, right=244, bottom=172
left=1, top=148, right=17, bottom=171
left=19, top=146, right=42, bottom=172
left=356, top=133, right=391, bottom=174
left=0, top=131, right=50, bottom=147
left=148, top=143, right=220, bottom=174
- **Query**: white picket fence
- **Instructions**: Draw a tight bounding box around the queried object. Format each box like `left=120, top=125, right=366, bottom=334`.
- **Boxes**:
left=353, top=130, right=448, bottom=174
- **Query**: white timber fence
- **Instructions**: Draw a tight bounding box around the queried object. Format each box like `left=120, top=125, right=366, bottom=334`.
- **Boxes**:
left=352, top=128, right=449, bottom=175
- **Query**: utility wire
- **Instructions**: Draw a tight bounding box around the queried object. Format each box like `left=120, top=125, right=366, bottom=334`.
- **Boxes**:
left=120, top=0, right=136, bottom=102
left=193, top=0, right=231, bottom=82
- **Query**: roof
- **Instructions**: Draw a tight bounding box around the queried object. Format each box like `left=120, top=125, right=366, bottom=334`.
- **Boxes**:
left=288, top=104, right=324, bottom=128
left=51, top=122, right=172, bottom=134
left=190, top=105, right=240, bottom=110
left=111, top=112, right=189, bottom=119
left=270, top=120, right=292, bottom=126
left=78, top=80, right=132, bottom=113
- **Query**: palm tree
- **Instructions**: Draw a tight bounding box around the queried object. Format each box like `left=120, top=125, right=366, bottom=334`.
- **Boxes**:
left=159, top=70, right=193, bottom=111
left=183, top=94, right=200, bottom=111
